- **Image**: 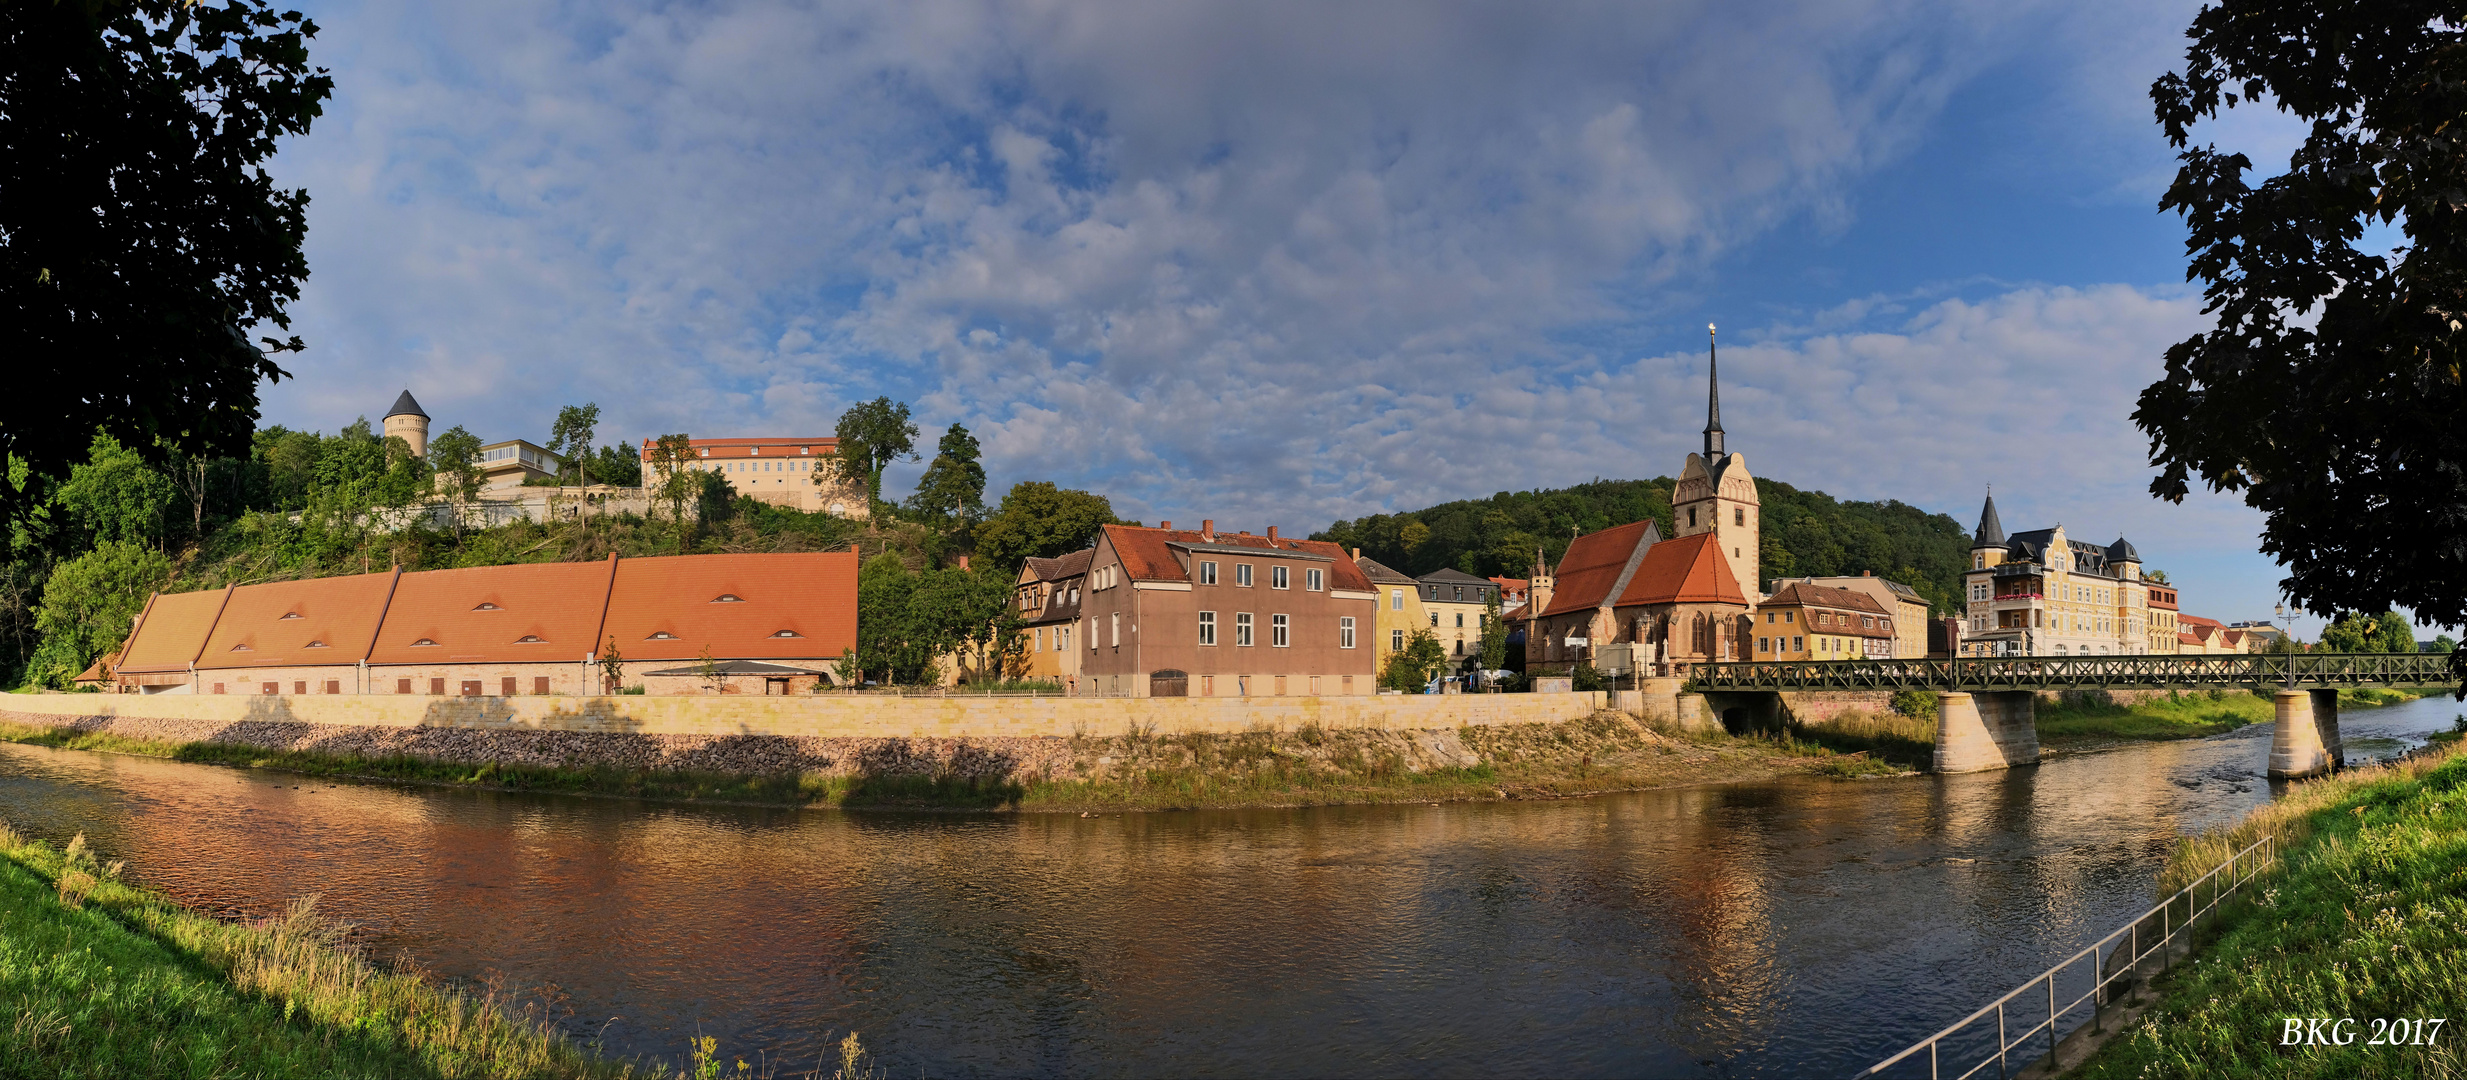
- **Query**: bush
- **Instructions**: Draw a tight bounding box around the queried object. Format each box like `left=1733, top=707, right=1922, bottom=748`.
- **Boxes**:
left=1571, top=663, right=1606, bottom=692
left=1888, top=689, right=1938, bottom=721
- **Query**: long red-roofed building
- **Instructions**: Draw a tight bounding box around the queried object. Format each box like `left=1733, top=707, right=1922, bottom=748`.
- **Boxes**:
left=101, top=551, right=857, bottom=696
left=1075, top=520, right=1377, bottom=697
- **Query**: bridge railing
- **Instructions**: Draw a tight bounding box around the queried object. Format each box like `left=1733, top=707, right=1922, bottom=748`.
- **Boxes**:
left=1685, top=652, right=2453, bottom=692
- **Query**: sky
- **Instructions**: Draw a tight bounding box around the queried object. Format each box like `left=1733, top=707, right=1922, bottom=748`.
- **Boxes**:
left=249, top=0, right=2444, bottom=640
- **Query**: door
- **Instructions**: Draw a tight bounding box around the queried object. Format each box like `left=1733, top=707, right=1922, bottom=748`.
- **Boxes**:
left=1148, top=670, right=1188, bottom=697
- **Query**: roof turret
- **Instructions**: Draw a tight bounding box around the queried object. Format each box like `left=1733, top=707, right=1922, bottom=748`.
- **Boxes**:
left=1972, top=489, right=2005, bottom=548
left=2107, top=537, right=2140, bottom=563
left=384, top=390, right=429, bottom=420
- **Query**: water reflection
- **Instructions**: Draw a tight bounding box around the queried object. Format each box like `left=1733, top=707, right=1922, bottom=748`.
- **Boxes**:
left=0, top=694, right=2456, bottom=1078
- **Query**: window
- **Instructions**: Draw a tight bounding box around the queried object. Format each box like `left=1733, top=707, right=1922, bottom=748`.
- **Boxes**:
left=1199, top=611, right=1218, bottom=646
left=502, top=677, right=519, bottom=697
left=430, top=678, right=446, bottom=695
left=1688, top=507, right=1697, bottom=527
left=324, top=680, right=340, bottom=695
left=1766, top=611, right=1775, bottom=623
left=1307, top=568, right=1324, bottom=591
left=1237, top=613, right=1254, bottom=646
left=1200, top=560, right=1218, bottom=585
left=1273, top=566, right=1290, bottom=590
left=1088, top=618, right=1097, bottom=650
left=1111, top=612, right=1121, bottom=647
left=1237, top=564, right=1253, bottom=587
left=397, top=678, right=412, bottom=694
left=1429, top=612, right=1439, bottom=627
left=1758, top=637, right=1770, bottom=653
left=1785, top=611, right=1796, bottom=623
left=1735, top=508, right=1745, bottom=526
left=1391, top=589, right=1403, bottom=610
left=1340, top=617, right=1356, bottom=648
left=1453, top=586, right=1464, bottom=601
left=1391, top=629, right=1404, bottom=651
left=1272, top=614, right=1290, bottom=647
left=1060, top=626, right=1071, bottom=651
left=1455, top=612, right=1464, bottom=628
left=1792, top=636, right=1803, bottom=652
left=1862, top=615, right=1875, bottom=628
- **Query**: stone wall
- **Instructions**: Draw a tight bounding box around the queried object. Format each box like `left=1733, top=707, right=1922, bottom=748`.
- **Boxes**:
left=0, top=690, right=1605, bottom=741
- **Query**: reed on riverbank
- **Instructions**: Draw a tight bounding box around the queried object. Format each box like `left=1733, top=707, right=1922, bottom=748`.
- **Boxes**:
left=0, top=820, right=630, bottom=1078
left=2071, top=732, right=2467, bottom=1079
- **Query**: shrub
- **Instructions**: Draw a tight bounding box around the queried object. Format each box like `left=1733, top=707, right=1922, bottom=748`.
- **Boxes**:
left=1888, top=689, right=1938, bottom=721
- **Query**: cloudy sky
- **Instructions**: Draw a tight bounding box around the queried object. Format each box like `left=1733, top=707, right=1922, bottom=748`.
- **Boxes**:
left=253, top=0, right=2425, bottom=637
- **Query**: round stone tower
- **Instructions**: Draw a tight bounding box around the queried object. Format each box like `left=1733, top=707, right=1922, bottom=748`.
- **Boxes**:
left=382, top=390, right=430, bottom=457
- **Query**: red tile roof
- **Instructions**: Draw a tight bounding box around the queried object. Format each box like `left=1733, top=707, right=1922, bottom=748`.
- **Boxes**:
left=197, top=571, right=402, bottom=671
left=116, top=588, right=232, bottom=673
left=1760, top=581, right=1887, bottom=616
left=367, top=559, right=617, bottom=665
left=1613, top=532, right=1746, bottom=607
left=1100, top=524, right=1374, bottom=592
left=1536, top=520, right=1656, bottom=617
left=1020, top=548, right=1095, bottom=583
left=600, top=552, right=858, bottom=662
left=639, top=437, right=839, bottom=462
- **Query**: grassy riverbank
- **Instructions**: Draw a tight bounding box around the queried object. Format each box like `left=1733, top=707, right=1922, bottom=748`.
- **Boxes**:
left=0, top=712, right=1887, bottom=814
left=2071, top=733, right=2467, bottom=1079
left=0, top=820, right=627, bottom=1078
left=2034, top=687, right=2443, bottom=744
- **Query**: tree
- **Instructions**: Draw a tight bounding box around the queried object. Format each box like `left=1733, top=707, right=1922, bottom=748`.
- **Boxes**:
left=426, top=425, right=483, bottom=542
left=644, top=433, right=698, bottom=550
left=823, top=398, right=917, bottom=506
left=546, top=403, right=600, bottom=487
left=2139, top=4, right=2467, bottom=695
left=2144, top=570, right=2170, bottom=585
left=1479, top=589, right=1508, bottom=671
left=2373, top=611, right=2417, bottom=656
left=2320, top=611, right=2373, bottom=653
left=56, top=435, right=175, bottom=548
left=598, top=636, right=625, bottom=694
left=973, top=481, right=1124, bottom=570
left=1, top=1, right=333, bottom=521
left=589, top=444, right=643, bottom=488
left=1380, top=629, right=1449, bottom=691
left=2436, top=634, right=2458, bottom=654
left=908, top=423, right=987, bottom=522
left=29, top=540, right=170, bottom=688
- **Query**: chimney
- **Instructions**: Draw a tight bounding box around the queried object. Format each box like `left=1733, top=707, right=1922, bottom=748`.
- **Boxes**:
left=1160, top=520, right=1170, bottom=530
left=848, top=543, right=860, bottom=554
left=1267, top=526, right=1279, bottom=542
left=1863, top=570, right=1872, bottom=577
left=957, top=554, right=970, bottom=571
left=1201, top=519, right=1214, bottom=541
left=1352, top=548, right=1361, bottom=560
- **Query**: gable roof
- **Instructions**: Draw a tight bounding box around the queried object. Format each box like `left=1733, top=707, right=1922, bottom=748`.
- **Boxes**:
left=600, top=552, right=859, bottom=662
left=1354, top=555, right=1418, bottom=586
left=1762, top=581, right=1888, bottom=617
left=1417, top=568, right=1492, bottom=587
left=197, top=570, right=402, bottom=671
left=1098, top=524, right=1373, bottom=592
left=1613, top=531, right=1747, bottom=607
left=115, top=588, right=233, bottom=674
left=366, top=559, right=616, bottom=666
left=1537, top=519, right=1658, bottom=617
left=1021, top=548, right=1094, bottom=584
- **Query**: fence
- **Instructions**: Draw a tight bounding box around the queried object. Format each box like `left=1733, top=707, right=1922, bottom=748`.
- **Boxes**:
left=1689, top=653, right=2452, bottom=693
left=1858, top=835, right=2278, bottom=1079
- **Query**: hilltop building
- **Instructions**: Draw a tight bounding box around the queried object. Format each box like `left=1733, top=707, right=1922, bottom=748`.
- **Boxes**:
left=1075, top=521, right=1377, bottom=697
left=98, top=552, right=858, bottom=696
left=640, top=436, right=866, bottom=516
left=1959, top=491, right=2162, bottom=656
left=383, top=391, right=430, bottom=457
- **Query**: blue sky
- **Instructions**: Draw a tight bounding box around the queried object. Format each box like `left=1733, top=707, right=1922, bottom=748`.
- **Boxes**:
left=250, top=0, right=2444, bottom=640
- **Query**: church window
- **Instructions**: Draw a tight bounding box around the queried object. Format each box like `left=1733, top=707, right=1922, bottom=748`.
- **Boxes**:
left=1688, top=508, right=1697, bottom=527
left=1735, top=508, right=1744, bottom=526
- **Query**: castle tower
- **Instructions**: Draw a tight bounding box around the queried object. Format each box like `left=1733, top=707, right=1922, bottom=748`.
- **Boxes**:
left=382, top=390, right=430, bottom=458
left=1672, top=324, right=1762, bottom=599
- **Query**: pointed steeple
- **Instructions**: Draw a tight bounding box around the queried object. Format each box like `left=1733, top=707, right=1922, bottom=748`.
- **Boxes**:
left=1973, top=486, right=2006, bottom=548
left=1703, top=323, right=1725, bottom=458
left=384, top=389, right=428, bottom=420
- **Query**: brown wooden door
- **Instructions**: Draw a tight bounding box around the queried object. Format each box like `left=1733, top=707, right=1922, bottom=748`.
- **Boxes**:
left=1148, top=670, right=1188, bottom=697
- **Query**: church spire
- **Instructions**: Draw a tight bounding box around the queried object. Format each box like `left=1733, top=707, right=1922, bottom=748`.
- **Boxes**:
left=1973, top=485, right=2006, bottom=548
left=1703, top=323, right=1725, bottom=459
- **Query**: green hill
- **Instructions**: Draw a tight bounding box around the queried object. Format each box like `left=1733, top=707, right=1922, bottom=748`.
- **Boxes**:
left=1310, top=477, right=1971, bottom=615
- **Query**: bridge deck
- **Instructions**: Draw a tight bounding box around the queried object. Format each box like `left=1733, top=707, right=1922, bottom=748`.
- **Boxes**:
left=1686, top=653, right=2455, bottom=693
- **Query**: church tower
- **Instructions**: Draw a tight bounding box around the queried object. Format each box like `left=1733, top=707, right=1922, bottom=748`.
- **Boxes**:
left=1672, top=324, right=1763, bottom=599
left=1528, top=546, right=1555, bottom=617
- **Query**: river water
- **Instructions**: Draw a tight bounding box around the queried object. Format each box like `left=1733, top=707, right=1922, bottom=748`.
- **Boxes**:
left=0, top=695, right=2459, bottom=1078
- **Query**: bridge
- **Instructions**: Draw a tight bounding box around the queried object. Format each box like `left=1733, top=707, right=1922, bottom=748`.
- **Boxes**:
left=1681, top=653, right=2456, bottom=779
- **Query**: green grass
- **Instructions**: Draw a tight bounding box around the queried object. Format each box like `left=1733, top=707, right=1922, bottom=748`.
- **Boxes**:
left=2073, top=740, right=2467, bottom=1079
left=2035, top=689, right=2279, bottom=741
left=0, top=821, right=629, bottom=1078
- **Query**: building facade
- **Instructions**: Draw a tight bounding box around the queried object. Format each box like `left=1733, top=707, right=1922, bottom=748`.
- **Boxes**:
left=2147, top=584, right=2181, bottom=652
left=1755, top=582, right=1895, bottom=660
left=1075, top=521, right=1377, bottom=698
left=103, top=552, right=859, bottom=695
left=640, top=436, right=867, bottom=516
left=1015, top=549, right=1091, bottom=686
left=1767, top=573, right=1930, bottom=657
left=1959, top=492, right=2157, bottom=656
left=1416, top=568, right=1500, bottom=665
left=1352, top=554, right=1430, bottom=678
left=1672, top=327, right=1764, bottom=603
left=1525, top=524, right=1750, bottom=675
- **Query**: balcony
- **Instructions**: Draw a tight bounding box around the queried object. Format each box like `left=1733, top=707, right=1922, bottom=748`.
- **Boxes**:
left=1993, top=593, right=2043, bottom=601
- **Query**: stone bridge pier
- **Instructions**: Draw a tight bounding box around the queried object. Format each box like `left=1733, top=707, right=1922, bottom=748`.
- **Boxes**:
left=2267, top=689, right=2343, bottom=779
left=1688, top=691, right=1786, bottom=735
left=1933, top=691, right=2041, bottom=774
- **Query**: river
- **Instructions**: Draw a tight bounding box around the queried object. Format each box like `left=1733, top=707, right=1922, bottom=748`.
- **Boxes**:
left=0, top=694, right=2459, bottom=1078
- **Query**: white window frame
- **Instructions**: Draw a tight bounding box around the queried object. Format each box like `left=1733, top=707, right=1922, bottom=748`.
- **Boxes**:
left=1198, top=611, right=1217, bottom=646
left=1236, top=613, right=1254, bottom=647
left=1272, top=566, right=1290, bottom=590
left=1236, top=564, right=1253, bottom=587
left=1307, top=568, right=1324, bottom=591
left=1339, top=616, right=1356, bottom=649
left=1391, top=628, right=1404, bottom=652
left=1272, top=614, right=1290, bottom=648
left=1199, top=560, right=1218, bottom=585
left=1391, top=589, right=1403, bottom=610
left=1110, top=612, right=1120, bottom=647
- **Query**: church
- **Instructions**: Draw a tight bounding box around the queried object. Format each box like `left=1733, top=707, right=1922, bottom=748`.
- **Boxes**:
left=1524, top=328, right=1761, bottom=675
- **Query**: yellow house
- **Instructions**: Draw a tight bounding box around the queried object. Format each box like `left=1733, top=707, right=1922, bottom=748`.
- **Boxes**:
left=1014, top=550, right=1091, bottom=688
left=1353, top=554, right=1431, bottom=680
left=1416, top=568, right=1501, bottom=667
left=1959, top=492, right=2162, bottom=657
left=1754, top=582, right=1896, bottom=660
left=1768, top=572, right=1930, bottom=657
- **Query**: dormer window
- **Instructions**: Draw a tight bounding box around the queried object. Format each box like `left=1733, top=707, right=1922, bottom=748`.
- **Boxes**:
left=516, top=635, right=544, bottom=643
left=411, top=638, right=437, bottom=647
left=648, top=631, right=677, bottom=640
left=229, top=643, right=252, bottom=651
left=771, top=630, right=802, bottom=638
left=305, top=640, right=327, bottom=649
left=473, top=602, right=502, bottom=611
left=279, top=612, right=303, bottom=620
left=712, top=594, right=744, bottom=603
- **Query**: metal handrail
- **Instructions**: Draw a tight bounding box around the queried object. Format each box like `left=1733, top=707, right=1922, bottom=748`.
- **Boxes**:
left=1686, top=652, right=2453, bottom=693
left=1856, top=835, right=2277, bottom=1079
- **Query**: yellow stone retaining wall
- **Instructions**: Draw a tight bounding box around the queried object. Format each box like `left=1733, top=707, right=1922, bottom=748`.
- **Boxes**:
left=0, top=691, right=1608, bottom=740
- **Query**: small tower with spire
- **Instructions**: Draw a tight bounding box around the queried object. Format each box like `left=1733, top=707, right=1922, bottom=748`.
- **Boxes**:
left=1672, top=323, right=1763, bottom=599
left=1529, top=545, right=1555, bottom=619
left=382, top=390, right=430, bottom=458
